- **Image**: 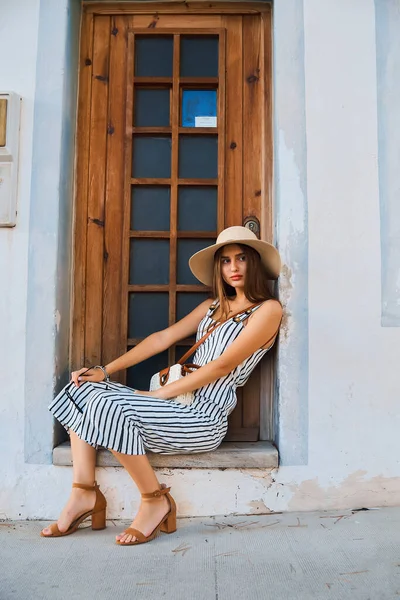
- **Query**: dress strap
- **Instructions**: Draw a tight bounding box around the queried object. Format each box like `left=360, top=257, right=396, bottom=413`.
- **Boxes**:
left=206, top=300, right=219, bottom=317
left=233, top=302, right=264, bottom=324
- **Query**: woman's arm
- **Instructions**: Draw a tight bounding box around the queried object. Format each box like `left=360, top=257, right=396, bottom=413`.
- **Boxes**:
left=72, top=299, right=212, bottom=386
left=139, top=299, right=283, bottom=399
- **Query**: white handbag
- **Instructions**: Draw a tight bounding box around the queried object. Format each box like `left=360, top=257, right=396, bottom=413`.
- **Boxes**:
left=150, top=363, right=199, bottom=406
left=149, top=303, right=264, bottom=405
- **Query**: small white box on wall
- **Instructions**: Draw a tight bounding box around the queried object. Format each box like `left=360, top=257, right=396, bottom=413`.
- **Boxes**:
left=0, top=92, right=21, bottom=227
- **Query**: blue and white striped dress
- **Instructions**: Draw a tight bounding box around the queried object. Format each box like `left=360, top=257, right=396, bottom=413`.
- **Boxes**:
left=49, top=302, right=273, bottom=455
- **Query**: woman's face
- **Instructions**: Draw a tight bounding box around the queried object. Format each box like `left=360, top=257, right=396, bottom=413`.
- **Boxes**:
left=219, top=244, right=247, bottom=290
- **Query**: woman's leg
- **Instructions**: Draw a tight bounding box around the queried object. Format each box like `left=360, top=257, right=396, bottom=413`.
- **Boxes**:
left=70, top=429, right=97, bottom=483
left=41, top=431, right=98, bottom=535
left=110, top=451, right=170, bottom=544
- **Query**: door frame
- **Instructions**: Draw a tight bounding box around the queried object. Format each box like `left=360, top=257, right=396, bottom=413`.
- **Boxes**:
left=83, top=2, right=271, bottom=16
left=72, top=1, right=275, bottom=440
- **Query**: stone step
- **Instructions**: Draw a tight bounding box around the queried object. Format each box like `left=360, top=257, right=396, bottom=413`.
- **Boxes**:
left=53, top=441, right=278, bottom=469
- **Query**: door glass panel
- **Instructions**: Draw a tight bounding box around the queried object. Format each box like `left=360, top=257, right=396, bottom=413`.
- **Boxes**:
left=131, top=186, right=170, bottom=231
left=134, top=89, right=170, bottom=127
left=181, top=90, right=217, bottom=128
left=127, top=350, right=169, bottom=391
left=133, top=137, right=171, bottom=178
left=180, top=36, right=219, bottom=77
left=176, top=292, right=211, bottom=321
left=178, top=186, right=217, bottom=231
left=129, top=239, right=170, bottom=285
left=135, top=36, right=173, bottom=77
left=179, top=136, right=218, bottom=179
left=177, top=239, right=215, bottom=284
left=175, top=346, right=189, bottom=363
left=128, top=293, right=169, bottom=338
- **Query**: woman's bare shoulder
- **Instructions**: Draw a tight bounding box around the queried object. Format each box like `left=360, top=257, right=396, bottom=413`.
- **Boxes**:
left=255, top=298, right=283, bottom=318
left=196, top=298, right=215, bottom=315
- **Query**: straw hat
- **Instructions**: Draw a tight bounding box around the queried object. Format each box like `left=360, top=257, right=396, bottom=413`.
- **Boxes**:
left=189, top=226, right=281, bottom=286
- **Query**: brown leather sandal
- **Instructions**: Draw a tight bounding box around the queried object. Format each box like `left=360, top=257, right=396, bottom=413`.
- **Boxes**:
left=116, top=485, right=176, bottom=546
left=40, top=482, right=107, bottom=538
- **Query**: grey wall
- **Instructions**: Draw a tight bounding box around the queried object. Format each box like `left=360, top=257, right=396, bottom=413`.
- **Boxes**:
left=24, top=0, right=81, bottom=463
left=375, top=0, right=400, bottom=327
left=273, top=0, right=309, bottom=466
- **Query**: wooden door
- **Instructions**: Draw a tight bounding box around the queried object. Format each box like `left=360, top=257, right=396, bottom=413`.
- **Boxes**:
left=73, top=3, right=273, bottom=442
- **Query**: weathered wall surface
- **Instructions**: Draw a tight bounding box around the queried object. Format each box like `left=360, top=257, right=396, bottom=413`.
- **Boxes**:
left=1, top=0, right=399, bottom=520
left=273, top=0, right=400, bottom=511
left=0, top=0, right=42, bottom=520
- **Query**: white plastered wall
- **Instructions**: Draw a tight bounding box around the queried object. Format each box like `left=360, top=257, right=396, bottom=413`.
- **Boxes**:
left=0, top=0, right=42, bottom=520
left=270, top=0, right=400, bottom=511
left=0, top=0, right=399, bottom=520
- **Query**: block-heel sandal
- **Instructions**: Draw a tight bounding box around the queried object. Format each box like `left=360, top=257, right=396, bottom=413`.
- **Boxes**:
left=116, top=485, right=176, bottom=546
left=40, top=482, right=107, bottom=538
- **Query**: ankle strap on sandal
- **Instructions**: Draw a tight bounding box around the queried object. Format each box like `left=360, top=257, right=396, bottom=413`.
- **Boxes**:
left=72, top=482, right=98, bottom=491
left=142, top=487, right=171, bottom=499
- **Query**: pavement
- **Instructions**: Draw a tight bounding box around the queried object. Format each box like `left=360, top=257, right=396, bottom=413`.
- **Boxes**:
left=1, top=507, right=400, bottom=600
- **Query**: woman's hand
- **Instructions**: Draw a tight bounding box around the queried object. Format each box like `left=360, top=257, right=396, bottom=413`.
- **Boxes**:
left=70, top=367, right=105, bottom=387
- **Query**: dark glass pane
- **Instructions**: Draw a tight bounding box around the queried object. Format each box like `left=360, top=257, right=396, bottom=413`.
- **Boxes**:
left=178, top=187, right=217, bottom=231
left=175, top=346, right=190, bottom=363
left=177, top=239, right=215, bottom=284
left=176, top=292, right=211, bottom=321
left=179, top=136, right=218, bottom=179
left=180, top=36, right=219, bottom=77
left=129, top=239, right=170, bottom=284
left=135, top=37, right=173, bottom=77
left=131, top=187, right=170, bottom=231
left=127, top=350, right=169, bottom=392
left=128, top=293, right=169, bottom=338
left=134, top=88, right=170, bottom=127
left=133, top=137, right=171, bottom=178
left=181, top=90, right=217, bottom=128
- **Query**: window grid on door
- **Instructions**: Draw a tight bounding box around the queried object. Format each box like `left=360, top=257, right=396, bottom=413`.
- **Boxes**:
left=122, top=29, right=226, bottom=372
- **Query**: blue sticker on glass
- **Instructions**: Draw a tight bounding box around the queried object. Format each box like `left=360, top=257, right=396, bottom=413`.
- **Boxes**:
left=182, top=90, right=217, bottom=127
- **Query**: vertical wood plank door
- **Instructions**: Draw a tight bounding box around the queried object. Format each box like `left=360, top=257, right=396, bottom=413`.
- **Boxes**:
left=73, top=5, right=273, bottom=442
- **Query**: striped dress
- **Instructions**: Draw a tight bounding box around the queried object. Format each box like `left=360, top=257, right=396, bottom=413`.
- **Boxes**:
left=49, top=302, right=273, bottom=455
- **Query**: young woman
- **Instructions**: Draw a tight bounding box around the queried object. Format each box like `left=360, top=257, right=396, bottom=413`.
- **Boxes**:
left=41, top=226, right=282, bottom=545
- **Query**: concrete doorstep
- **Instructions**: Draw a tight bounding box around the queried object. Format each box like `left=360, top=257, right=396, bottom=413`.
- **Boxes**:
left=1, top=507, right=400, bottom=600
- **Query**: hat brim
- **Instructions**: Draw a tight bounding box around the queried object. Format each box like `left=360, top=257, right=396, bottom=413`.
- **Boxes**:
left=189, top=238, right=281, bottom=286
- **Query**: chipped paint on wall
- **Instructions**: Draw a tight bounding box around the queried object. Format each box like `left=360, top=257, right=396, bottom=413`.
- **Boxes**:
left=286, top=471, right=400, bottom=512
left=54, top=310, right=61, bottom=333
left=2, top=463, right=400, bottom=521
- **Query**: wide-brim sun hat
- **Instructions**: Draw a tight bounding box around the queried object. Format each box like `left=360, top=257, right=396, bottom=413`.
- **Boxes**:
left=189, top=226, right=281, bottom=286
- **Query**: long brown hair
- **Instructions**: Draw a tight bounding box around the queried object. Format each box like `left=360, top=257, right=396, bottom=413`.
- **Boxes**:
left=212, top=244, right=277, bottom=320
